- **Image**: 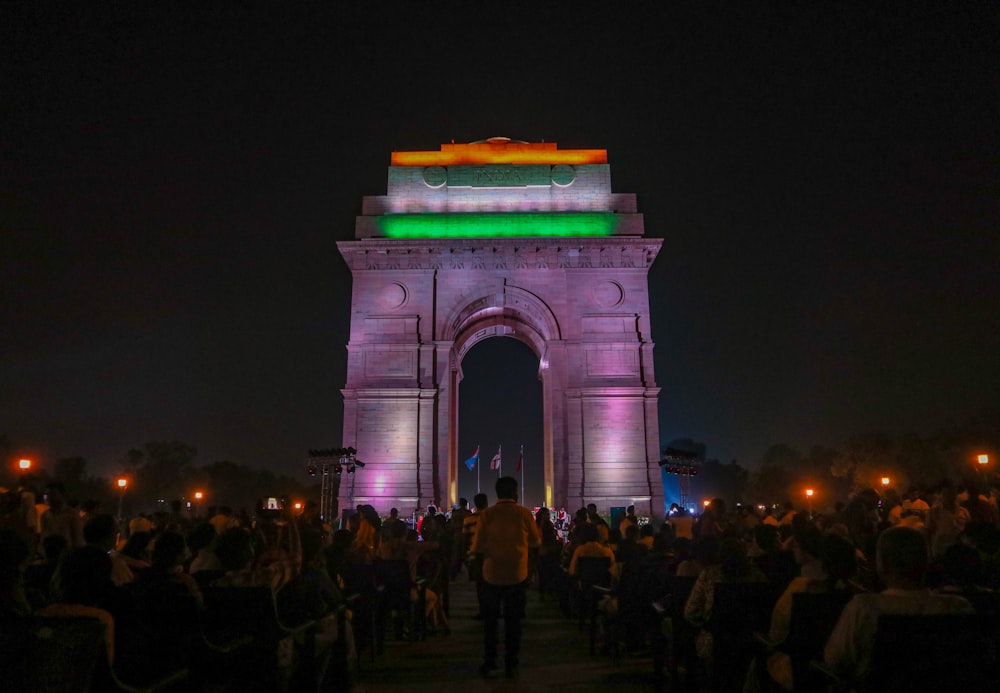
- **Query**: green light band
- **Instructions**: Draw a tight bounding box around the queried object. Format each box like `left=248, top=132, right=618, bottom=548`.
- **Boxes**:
left=378, top=213, right=618, bottom=238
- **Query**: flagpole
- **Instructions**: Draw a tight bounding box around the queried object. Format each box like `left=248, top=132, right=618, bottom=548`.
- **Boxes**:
left=520, top=444, right=524, bottom=505
left=477, top=442, right=480, bottom=493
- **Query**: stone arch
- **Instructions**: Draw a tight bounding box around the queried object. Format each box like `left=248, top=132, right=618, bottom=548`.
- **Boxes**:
left=336, top=140, right=664, bottom=520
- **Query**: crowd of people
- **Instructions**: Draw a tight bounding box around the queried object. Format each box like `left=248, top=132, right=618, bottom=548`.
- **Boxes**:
left=1, top=475, right=999, bottom=690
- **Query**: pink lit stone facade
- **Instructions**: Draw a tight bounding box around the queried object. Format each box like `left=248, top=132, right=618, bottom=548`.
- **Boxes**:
left=337, top=142, right=663, bottom=518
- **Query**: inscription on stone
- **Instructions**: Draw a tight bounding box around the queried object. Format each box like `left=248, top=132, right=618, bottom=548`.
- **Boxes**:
left=447, top=165, right=551, bottom=188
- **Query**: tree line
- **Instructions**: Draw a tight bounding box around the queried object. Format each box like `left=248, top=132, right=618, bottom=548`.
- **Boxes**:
left=675, top=411, right=999, bottom=512
left=0, top=437, right=318, bottom=517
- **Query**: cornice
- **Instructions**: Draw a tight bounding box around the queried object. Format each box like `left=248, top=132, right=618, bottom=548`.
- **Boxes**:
left=336, top=237, right=663, bottom=271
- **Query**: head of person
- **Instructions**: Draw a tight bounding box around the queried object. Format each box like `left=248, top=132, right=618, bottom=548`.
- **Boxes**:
left=821, top=533, right=858, bottom=584
left=0, top=528, right=30, bottom=585
left=299, top=529, right=325, bottom=567
left=793, top=523, right=825, bottom=565
left=151, top=531, right=189, bottom=571
left=753, top=523, right=780, bottom=553
left=711, top=498, right=727, bottom=516
left=186, top=522, right=216, bottom=554
left=577, top=522, right=599, bottom=544
left=46, top=482, right=68, bottom=510
left=876, top=526, right=929, bottom=589
left=458, top=498, right=469, bottom=509
left=215, top=527, right=255, bottom=572
left=121, top=531, right=152, bottom=561
left=719, top=537, right=751, bottom=579
left=83, top=514, right=118, bottom=551
left=495, top=476, right=518, bottom=501
left=474, top=493, right=488, bottom=511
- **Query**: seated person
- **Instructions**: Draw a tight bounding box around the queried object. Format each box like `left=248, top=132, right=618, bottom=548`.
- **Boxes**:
left=823, top=526, right=973, bottom=681
left=763, top=531, right=856, bottom=690
left=120, top=531, right=202, bottom=675
left=567, top=523, right=616, bottom=579
left=37, top=546, right=118, bottom=663
left=684, top=537, right=765, bottom=665
left=187, top=522, right=223, bottom=577
left=214, top=520, right=301, bottom=592
left=84, top=514, right=135, bottom=586
left=0, top=528, right=33, bottom=620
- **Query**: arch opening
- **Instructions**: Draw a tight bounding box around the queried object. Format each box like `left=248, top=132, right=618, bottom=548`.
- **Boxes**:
left=456, top=337, right=544, bottom=506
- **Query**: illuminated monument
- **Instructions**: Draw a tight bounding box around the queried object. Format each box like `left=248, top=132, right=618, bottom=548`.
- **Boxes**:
left=337, top=138, right=663, bottom=517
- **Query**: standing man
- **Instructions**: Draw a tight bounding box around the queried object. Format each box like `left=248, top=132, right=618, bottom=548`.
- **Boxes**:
left=465, top=493, right=489, bottom=618
left=470, top=477, right=540, bottom=680
left=449, top=497, right=472, bottom=579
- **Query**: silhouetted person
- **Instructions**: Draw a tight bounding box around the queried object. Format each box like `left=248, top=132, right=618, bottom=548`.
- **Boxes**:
left=471, top=476, right=540, bottom=680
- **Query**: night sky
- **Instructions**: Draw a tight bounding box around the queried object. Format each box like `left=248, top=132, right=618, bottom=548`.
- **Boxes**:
left=3, top=3, right=998, bottom=503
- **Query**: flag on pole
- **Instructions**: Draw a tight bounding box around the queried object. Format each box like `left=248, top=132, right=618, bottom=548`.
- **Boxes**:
left=490, top=445, right=502, bottom=470
left=464, top=446, right=479, bottom=471
left=516, top=445, right=523, bottom=473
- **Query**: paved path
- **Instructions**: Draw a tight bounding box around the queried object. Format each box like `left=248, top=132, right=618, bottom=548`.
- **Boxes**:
left=349, top=571, right=658, bottom=692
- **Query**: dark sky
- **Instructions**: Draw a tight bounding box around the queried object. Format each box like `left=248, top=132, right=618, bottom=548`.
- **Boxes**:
left=3, top=2, right=998, bottom=489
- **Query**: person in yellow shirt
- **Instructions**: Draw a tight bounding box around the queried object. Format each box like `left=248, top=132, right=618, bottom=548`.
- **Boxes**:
left=470, top=477, right=540, bottom=680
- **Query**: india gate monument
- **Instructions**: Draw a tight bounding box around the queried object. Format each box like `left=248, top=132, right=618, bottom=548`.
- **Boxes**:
left=336, top=138, right=663, bottom=518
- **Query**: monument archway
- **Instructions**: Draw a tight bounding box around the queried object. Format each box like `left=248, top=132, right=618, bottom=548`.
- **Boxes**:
left=337, top=139, right=664, bottom=518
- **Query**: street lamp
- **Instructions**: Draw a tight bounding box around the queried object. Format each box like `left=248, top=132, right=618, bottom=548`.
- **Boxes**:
left=116, top=478, right=128, bottom=522
left=18, top=458, right=32, bottom=471
left=805, top=488, right=814, bottom=517
left=881, top=477, right=890, bottom=488
left=977, top=454, right=992, bottom=486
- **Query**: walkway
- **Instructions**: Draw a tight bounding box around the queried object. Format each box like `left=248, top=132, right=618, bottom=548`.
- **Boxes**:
left=349, top=571, right=657, bottom=692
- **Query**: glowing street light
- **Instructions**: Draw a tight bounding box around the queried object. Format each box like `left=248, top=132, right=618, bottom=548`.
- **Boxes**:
left=978, top=454, right=990, bottom=466
left=805, top=488, right=814, bottom=516
left=18, top=458, right=32, bottom=471
left=194, top=491, right=204, bottom=500
left=116, top=478, right=128, bottom=521
left=881, top=477, right=890, bottom=488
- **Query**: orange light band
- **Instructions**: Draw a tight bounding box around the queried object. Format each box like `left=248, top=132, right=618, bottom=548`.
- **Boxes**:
left=391, top=143, right=607, bottom=167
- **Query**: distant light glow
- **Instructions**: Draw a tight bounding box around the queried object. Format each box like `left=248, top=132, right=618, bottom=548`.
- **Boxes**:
left=881, top=477, right=890, bottom=486
left=378, top=212, right=617, bottom=238
left=18, top=459, right=31, bottom=470
left=117, top=478, right=127, bottom=489
left=392, top=142, right=607, bottom=167
left=805, top=488, right=814, bottom=497
left=978, top=454, right=989, bottom=465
